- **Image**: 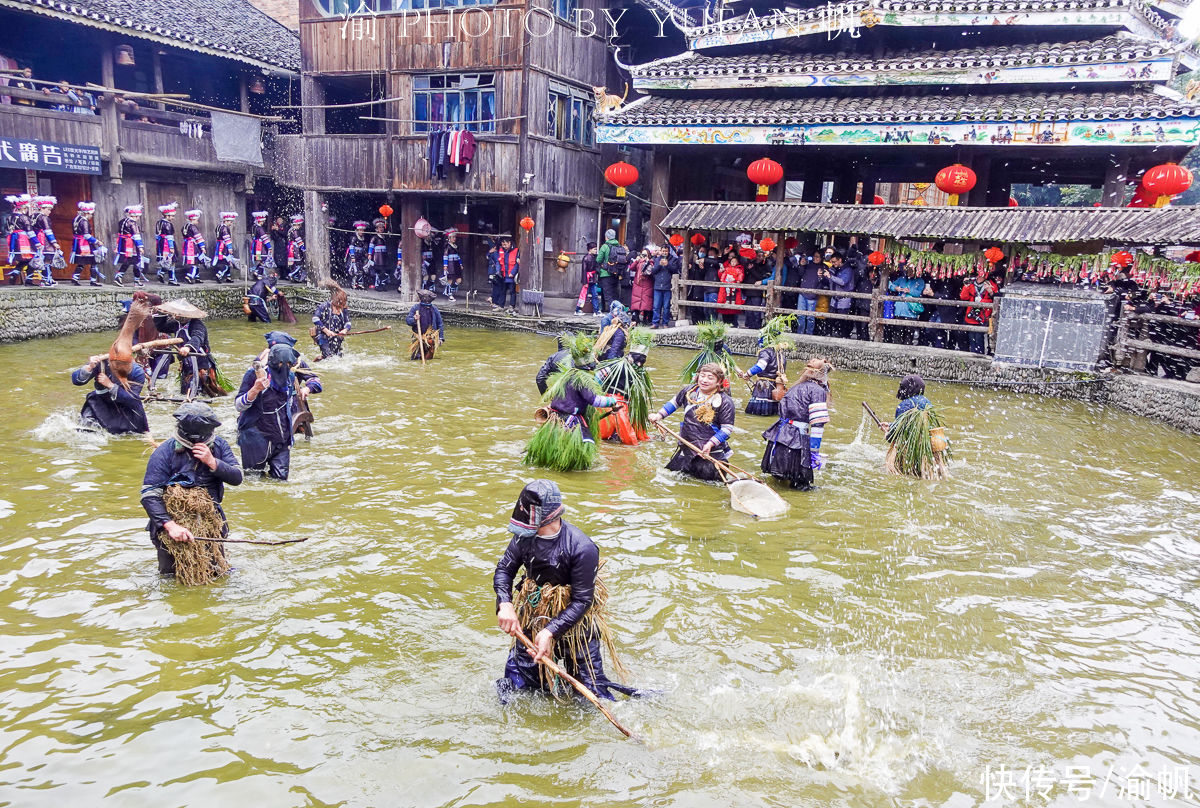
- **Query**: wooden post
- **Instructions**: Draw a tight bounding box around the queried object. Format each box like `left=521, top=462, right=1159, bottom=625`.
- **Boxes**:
left=300, top=75, right=325, bottom=136
left=519, top=197, right=545, bottom=316
left=675, top=232, right=691, bottom=323
left=1102, top=153, right=1130, bottom=207
left=239, top=75, right=254, bottom=195
left=649, top=149, right=671, bottom=245
left=870, top=264, right=891, bottom=342
left=100, top=43, right=122, bottom=183
left=152, top=50, right=166, bottom=111
left=400, top=194, right=421, bottom=299
left=304, top=190, right=329, bottom=283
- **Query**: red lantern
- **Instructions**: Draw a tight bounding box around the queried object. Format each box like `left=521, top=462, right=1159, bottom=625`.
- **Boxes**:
left=690, top=233, right=706, bottom=246
left=669, top=233, right=684, bottom=248
left=739, top=247, right=757, bottom=260
left=1186, top=250, right=1200, bottom=263
left=984, top=247, right=1004, bottom=264
left=1128, top=184, right=1154, bottom=208
left=378, top=203, right=393, bottom=218
left=746, top=157, right=784, bottom=201
left=783, top=236, right=798, bottom=250
left=934, top=163, right=977, bottom=206
left=1142, top=162, right=1193, bottom=207
left=759, top=237, right=776, bottom=253
left=604, top=161, right=638, bottom=198
left=519, top=216, right=535, bottom=232
left=1008, top=197, right=1018, bottom=207
left=1111, top=250, right=1134, bottom=267
left=872, top=194, right=885, bottom=205
left=868, top=251, right=886, bottom=267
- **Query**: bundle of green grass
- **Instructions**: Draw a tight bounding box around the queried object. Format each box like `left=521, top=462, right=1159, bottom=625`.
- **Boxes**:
left=885, top=405, right=951, bottom=479
left=681, top=320, right=739, bottom=385
left=524, top=332, right=603, bottom=472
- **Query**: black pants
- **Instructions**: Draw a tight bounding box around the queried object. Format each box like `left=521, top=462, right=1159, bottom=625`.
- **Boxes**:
left=599, top=275, right=620, bottom=310
left=885, top=322, right=918, bottom=345
left=498, top=629, right=637, bottom=701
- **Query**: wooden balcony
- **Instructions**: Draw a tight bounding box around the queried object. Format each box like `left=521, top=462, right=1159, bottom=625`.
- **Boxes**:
left=118, top=106, right=270, bottom=174
left=274, top=133, right=519, bottom=193
left=0, top=100, right=103, bottom=152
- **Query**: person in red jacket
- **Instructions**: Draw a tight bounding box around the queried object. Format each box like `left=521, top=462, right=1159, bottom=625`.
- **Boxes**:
left=960, top=269, right=998, bottom=354
left=717, top=252, right=747, bottom=327
left=494, top=236, right=520, bottom=314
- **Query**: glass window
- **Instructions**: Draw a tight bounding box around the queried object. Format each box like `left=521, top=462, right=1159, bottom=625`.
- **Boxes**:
left=413, top=73, right=495, bottom=133
left=553, top=0, right=576, bottom=20
left=547, top=85, right=595, bottom=146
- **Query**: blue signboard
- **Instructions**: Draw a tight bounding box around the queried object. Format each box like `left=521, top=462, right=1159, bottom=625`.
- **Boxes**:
left=0, top=136, right=101, bottom=175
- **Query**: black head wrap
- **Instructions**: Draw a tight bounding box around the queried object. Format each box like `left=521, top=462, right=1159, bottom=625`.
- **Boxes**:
left=897, top=374, right=925, bottom=400
left=173, top=402, right=221, bottom=444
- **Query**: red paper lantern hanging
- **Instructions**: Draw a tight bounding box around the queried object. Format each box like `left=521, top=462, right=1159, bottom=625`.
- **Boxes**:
left=783, top=236, right=798, bottom=250
left=934, top=163, right=977, bottom=206
left=1127, top=183, right=1154, bottom=208
left=1008, top=197, right=1018, bottom=207
left=746, top=157, right=784, bottom=201
left=604, top=161, right=639, bottom=198
left=872, top=194, right=885, bottom=205
left=378, top=203, right=393, bottom=218
left=1141, top=162, right=1193, bottom=207
left=739, top=247, right=757, bottom=260
left=868, top=251, right=886, bottom=266
left=690, top=233, right=706, bottom=246
left=1111, top=250, right=1134, bottom=267
left=519, top=216, right=535, bottom=231
left=984, top=247, right=1004, bottom=264
left=1185, top=250, right=1200, bottom=263
left=669, top=233, right=684, bottom=248
left=759, top=237, right=777, bottom=252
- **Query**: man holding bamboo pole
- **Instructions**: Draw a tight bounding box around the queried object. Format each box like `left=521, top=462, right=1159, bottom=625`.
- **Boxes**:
left=493, top=480, right=637, bottom=703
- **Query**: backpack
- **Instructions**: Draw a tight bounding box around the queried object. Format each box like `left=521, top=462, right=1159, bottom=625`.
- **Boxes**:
left=606, top=243, right=630, bottom=273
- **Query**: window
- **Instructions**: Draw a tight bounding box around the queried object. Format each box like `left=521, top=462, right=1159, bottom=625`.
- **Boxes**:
left=552, top=0, right=576, bottom=20
left=547, top=84, right=594, bottom=146
left=314, top=0, right=494, bottom=14
left=414, top=73, right=496, bottom=133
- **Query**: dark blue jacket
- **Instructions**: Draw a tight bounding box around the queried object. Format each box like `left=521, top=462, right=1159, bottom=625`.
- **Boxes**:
left=140, top=436, right=242, bottom=537
left=493, top=519, right=599, bottom=638
left=406, top=302, right=444, bottom=341
left=652, top=255, right=680, bottom=292
left=72, top=361, right=149, bottom=434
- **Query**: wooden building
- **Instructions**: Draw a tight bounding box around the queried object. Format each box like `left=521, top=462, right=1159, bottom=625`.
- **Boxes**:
left=602, top=0, right=1200, bottom=235
left=281, top=0, right=640, bottom=302
left=0, top=0, right=299, bottom=279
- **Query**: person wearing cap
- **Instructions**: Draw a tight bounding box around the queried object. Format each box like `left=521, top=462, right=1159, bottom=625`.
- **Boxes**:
left=71, top=202, right=105, bottom=287
left=155, top=203, right=180, bottom=286
left=595, top=303, right=629, bottom=362
left=312, top=283, right=352, bottom=358
left=181, top=210, right=208, bottom=285
left=595, top=228, right=626, bottom=311
left=235, top=342, right=319, bottom=479
left=6, top=195, right=37, bottom=284
left=246, top=270, right=283, bottom=323
left=406, top=289, right=444, bottom=360
left=71, top=348, right=149, bottom=434
left=493, top=480, right=637, bottom=701
left=31, top=196, right=60, bottom=287
left=213, top=212, right=238, bottom=283
left=140, top=403, right=243, bottom=576
left=368, top=218, right=390, bottom=291
left=114, top=205, right=147, bottom=288
left=251, top=212, right=273, bottom=279
left=440, top=228, right=463, bottom=301
left=286, top=215, right=307, bottom=282
left=346, top=221, right=370, bottom=290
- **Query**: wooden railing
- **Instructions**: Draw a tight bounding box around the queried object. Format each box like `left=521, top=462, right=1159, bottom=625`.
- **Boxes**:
left=671, top=273, right=995, bottom=349
left=1113, top=310, right=1200, bottom=377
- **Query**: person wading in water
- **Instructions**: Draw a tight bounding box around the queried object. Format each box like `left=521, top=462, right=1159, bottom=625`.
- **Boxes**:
left=493, top=480, right=638, bottom=702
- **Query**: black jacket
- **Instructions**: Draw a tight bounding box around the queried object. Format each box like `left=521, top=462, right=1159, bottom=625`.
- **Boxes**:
left=493, top=520, right=599, bottom=639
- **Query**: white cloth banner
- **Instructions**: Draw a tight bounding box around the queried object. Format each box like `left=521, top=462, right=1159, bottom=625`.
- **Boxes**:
left=210, top=110, right=263, bottom=167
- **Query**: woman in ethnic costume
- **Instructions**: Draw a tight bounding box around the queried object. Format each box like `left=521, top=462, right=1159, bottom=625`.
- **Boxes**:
left=738, top=313, right=795, bottom=417
left=524, top=333, right=622, bottom=472
left=649, top=362, right=736, bottom=482
left=761, top=357, right=832, bottom=490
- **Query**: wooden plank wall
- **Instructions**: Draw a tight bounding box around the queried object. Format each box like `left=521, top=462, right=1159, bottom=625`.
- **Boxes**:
left=0, top=108, right=103, bottom=151
left=525, top=137, right=604, bottom=201
left=393, top=136, right=519, bottom=192
left=120, top=123, right=217, bottom=166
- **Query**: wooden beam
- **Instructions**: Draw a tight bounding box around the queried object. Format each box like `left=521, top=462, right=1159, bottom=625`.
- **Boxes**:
left=99, top=43, right=121, bottom=183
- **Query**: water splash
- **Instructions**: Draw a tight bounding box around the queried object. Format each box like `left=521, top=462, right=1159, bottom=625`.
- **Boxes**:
left=32, top=411, right=109, bottom=449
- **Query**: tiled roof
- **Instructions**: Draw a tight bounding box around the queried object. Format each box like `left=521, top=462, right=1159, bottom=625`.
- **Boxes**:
left=661, top=201, right=1200, bottom=245
left=605, top=88, right=1200, bottom=125
left=687, top=0, right=1179, bottom=42
left=633, top=36, right=1174, bottom=82
left=4, top=0, right=300, bottom=72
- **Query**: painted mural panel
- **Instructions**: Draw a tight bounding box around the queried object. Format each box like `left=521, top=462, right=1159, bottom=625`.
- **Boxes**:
left=596, top=118, right=1200, bottom=147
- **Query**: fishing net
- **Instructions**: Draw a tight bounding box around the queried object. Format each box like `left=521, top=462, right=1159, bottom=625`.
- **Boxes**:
left=511, top=560, right=627, bottom=698
left=885, top=405, right=951, bottom=479
left=158, top=485, right=230, bottom=585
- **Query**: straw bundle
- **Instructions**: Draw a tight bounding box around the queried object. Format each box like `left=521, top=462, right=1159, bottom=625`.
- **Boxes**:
left=885, top=406, right=951, bottom=479
left=523, top=414, right=598, bottom=471
left=410, top=327, right=438, bottom=360
left=682, top=320, right=738, bottom=383
left=158, top=485, right=231, bottom=585
left=511, top=560, right=626, bottom=697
